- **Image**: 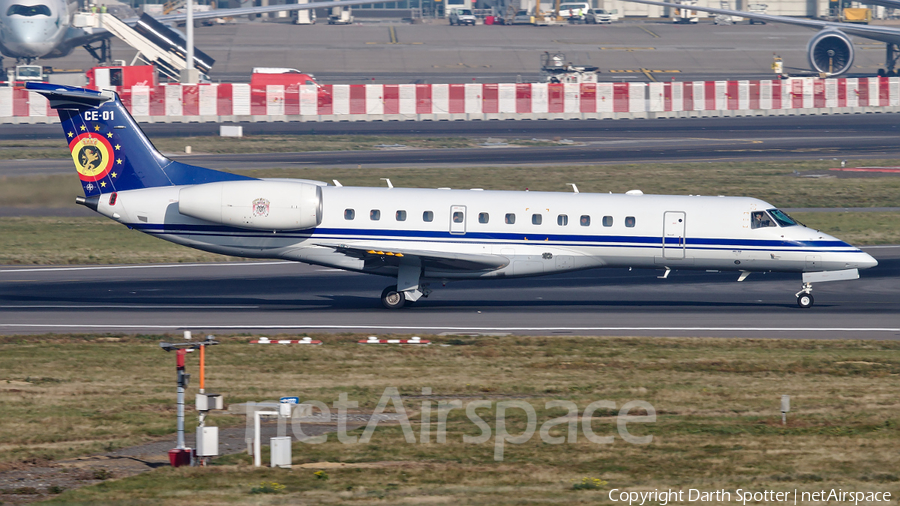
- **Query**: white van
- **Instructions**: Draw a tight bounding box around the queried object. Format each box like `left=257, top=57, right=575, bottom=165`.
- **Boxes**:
left=558, top=2, right=592, bottom=20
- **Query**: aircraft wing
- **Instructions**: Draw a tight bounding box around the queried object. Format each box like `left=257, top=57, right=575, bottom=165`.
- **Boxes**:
left=622, top=0, right=900, bottom=45
left=150, top=0, right=394, bottom=24
left=315, top=242, right=511, bottom=272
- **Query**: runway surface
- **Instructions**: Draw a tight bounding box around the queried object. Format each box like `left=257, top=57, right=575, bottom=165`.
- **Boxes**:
left=1, top=246, right=897, bottom=338
left=5, top=114, right=900, bottom=177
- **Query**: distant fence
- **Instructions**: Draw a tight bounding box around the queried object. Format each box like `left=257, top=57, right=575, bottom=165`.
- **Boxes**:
left=3, top=77, right=900, bottom=124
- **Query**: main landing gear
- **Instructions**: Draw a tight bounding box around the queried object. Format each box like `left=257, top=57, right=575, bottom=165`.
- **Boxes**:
left=877, top=43, right=900, bottom=77
left=380, top=262, right=431, bottom=309
left=795, top=282, right=814, bottom=309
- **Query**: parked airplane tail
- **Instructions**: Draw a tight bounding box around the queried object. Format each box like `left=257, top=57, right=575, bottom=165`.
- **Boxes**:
left=26, top=83, right=253, bottom=198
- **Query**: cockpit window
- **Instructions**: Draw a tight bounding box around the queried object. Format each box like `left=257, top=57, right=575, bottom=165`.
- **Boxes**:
left=6, top=4, right=52, bottom=16
left=768, top=208, right=798, bottom=227
left=750, top=211, right=776, bottom=229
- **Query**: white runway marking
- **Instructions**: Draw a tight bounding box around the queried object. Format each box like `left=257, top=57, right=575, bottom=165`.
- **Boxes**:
left=0, top=305, right=259, bottom=309
left=0, top=324, right=898, bottom=333
left=0, top=262, right=294, bottom=273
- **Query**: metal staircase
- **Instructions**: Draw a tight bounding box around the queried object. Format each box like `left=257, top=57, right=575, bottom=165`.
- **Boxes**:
left=90, top=13, right=214, bottom=81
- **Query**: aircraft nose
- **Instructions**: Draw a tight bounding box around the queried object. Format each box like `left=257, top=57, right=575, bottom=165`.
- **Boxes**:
left=858, top=251, right=878, bottom=269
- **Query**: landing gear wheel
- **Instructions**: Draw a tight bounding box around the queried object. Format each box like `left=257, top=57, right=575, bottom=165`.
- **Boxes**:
left=381, top=285, right=406, bottom=309
left=797, top=293, right=814, bottom=309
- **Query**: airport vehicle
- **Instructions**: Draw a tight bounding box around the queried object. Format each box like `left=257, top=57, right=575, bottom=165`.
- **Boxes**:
left=86, top=65, right=156, bottom=91
left=747, top=3, right=766, bottom=24
left=250, top=67, right=321, bottom=112
left=327, top=5, right=353, bottom=24
left=293, top=7, right=316, bottom=24
left=28, top=82, right=877, bottom=309
left=621, top=0, right=900, bottom=76
left=672, top=0, right=699, bottom=23
left=449, top=8, right=477, bottom=25
left=0, top=0, right=393, bottom=68
left=559, top=2, right=597, bottom=23
left=512, top=9, right=533, bottom=24
left=540, top=51, right=600, bottom=83
left=594, top=9, right=616, bottom=23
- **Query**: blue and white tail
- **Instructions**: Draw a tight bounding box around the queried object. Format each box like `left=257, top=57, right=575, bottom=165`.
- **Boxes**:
left=27, top=82, right=253, bottom=197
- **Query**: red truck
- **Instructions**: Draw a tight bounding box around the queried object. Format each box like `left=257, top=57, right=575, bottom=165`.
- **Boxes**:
left=86, top=65, right=157, bottom=91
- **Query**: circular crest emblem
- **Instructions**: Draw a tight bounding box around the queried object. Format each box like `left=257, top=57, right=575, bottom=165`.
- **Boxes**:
left=69, top=133, right=114, bottom=182
left=252, top=198, right=270, bottom=218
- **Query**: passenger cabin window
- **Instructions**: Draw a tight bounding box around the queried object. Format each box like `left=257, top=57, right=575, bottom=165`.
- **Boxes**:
left=370, top=210, right=381, bottom=221
left=532, top=214, right=542, bottom=225
left=453, top=211, right=464, bottom=223
left=423, top=211, right=434, bottom=222
left=478, top=213, right=489, bottom=224
left=751, top=211, right=777, bottom=229
left=557, top=214, right=568, bottom=226
left=769, top=209, right=798, bottom=227
left=580, top=215, right=591, bottom=227
left=505, top=213, right=516, bottom=224
left=344, top=209, right=355, bottom=220
left=396, top=210, right=407, bottom=221
left=625, top=216, right=636, bottom=228
left=602, top=216, right=613, bottom=227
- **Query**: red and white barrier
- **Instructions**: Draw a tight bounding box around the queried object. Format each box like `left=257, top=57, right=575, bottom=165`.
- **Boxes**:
left=358, top=336, right=430, bottom=345
left=251, top=337, right=322, bottom=345
left=4, top=77, right=900, bottom=123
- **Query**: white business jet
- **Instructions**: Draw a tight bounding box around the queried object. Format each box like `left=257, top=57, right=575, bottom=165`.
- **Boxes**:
left=28, top=82, right=877, bottom=309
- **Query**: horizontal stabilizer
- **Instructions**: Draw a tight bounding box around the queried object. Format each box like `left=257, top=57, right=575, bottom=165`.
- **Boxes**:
left=25, top=83, right=113, bottom=109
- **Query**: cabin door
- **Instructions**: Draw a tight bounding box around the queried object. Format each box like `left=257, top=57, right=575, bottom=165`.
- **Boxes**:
left=449, top=205, right=467, bottom=235
left=663, top=211, right=686, bottom=259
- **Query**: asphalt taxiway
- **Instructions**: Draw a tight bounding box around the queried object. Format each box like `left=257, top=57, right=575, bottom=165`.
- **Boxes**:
left=42, top=20, right=891, bottom=83
left=1, top=246, right=897, bottom=338
left=5, top=114, right=900, bottom=177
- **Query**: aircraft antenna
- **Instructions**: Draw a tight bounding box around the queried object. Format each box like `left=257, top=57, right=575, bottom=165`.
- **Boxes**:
left=381, top=178, right=394, bottom=189
left=567, top=183, right=579, bottom=194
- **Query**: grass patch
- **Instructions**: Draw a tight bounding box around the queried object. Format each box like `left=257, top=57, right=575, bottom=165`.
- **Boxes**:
left=0, top=334, right=896, bottom=504
left=0, top=217, right=244, bottom=264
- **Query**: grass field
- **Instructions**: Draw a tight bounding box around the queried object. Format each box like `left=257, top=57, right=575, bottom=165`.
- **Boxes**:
left=0, top=334, right=898, bottom=504
left=0, top=135, right=547, bottom=160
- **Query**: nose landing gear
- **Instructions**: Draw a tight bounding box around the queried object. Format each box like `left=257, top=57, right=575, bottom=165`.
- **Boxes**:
left=796, top=283, right=814, bottom=309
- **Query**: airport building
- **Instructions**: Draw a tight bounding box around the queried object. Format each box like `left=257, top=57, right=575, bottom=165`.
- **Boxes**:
left=132, top=0, right=886, bottom=20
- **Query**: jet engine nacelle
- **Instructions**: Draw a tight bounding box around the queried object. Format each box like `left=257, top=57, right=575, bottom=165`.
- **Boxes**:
left=807, top=29, right=855, bottom=76
left=178, top=180, right=322, bottom=230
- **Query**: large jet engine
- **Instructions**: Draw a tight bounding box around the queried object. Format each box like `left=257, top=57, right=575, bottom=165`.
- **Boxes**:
left=178, top=180, right=322, bottom=230
left=807, top=30, right=855, bottom=76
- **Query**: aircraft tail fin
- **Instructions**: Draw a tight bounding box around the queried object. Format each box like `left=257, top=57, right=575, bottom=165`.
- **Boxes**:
left=27, top=82, right=253, bottom=197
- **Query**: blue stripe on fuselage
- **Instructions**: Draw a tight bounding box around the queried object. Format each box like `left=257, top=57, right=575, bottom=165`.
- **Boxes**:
left=130, top=223, right=859, bottom=252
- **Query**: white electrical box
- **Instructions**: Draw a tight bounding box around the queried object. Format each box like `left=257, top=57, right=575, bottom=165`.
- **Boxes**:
left=196, top=393, right=224, bottom=411
left=781, top=395, right=790, bottom=413
left=196, top=426, right=219, bottom=457
left=270, top=436, right=292, bottom=468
